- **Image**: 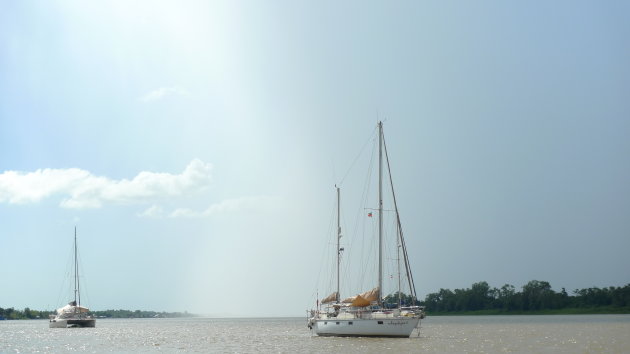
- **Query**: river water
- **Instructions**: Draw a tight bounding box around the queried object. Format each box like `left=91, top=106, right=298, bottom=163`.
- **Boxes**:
left=1, top=315, right=629, bottom=353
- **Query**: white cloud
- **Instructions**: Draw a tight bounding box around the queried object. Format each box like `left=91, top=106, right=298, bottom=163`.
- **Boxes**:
left=0, top=159, right=212, bottom=209
left=166, top=196, right=279, bottom=218
left=139, top=86, right=190, bottom=102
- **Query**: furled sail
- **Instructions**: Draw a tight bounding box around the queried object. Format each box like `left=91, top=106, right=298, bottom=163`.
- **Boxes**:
left=359, top=287, right=379, bottom=302
left=57, top=303, right=90, bottom=315
left=341, top=287, right=380, bottom=307
left=351, top=295, right=370, bottom=307
left=341, top=295, right=355, bottom=303
left=321, top=291, right=339, bottom=304
left=341, top=296, right=357, bottom=304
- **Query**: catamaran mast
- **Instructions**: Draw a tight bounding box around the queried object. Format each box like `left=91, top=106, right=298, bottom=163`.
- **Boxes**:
left=336, top=186, right=341, bottom=303
left=378, top=121, right=383, bottom=305
left=74, top=226, right=80, bottom=308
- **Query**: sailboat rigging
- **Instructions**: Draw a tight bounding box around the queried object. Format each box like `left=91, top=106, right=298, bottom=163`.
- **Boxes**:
left=307, top=121, right=424, bottom=337
left=49, top=227, right=96, bottom=328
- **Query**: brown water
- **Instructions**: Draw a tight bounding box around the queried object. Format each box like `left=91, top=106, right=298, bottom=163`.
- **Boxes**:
left=1, top=315, right=628, bottom=353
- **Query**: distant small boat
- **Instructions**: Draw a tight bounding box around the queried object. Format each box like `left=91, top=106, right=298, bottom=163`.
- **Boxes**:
left=49, top=227, right=96, bottom=328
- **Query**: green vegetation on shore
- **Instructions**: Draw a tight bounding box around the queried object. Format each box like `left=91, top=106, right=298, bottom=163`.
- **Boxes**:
left=0, top=307, right=195, bottom=320
left=422, top=280, right=630, bottom=315
left=0, top=307, right=51, bottom=320
left=427, top=306, right=630, bottom=316
left=4, top=280, right=629, bottom=319
left=91, top=309, right=195, bottom=318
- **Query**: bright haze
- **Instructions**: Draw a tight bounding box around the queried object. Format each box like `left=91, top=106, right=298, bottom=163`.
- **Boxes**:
left=1, top=1, right=628, bottom=317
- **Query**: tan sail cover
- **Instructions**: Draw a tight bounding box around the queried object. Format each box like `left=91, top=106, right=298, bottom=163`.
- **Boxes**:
left=350, top=295, right=370, bottom=307
left=342, top=287, right=380, bottom=307
left=359, top=287, right=379, bottom=302
left=342, top=296, right=356, bottom=303
left=321, top=291, right=339, bottom=304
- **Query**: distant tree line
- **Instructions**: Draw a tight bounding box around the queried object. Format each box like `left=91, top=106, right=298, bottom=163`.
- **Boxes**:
left=91, top=309, right=194, bottom=318
left=422, top=280, right=630, bottom=313
left=0, top=307, right=52, bottom=320
left=0, top=307, right=195, bottom=320
left=383, top=292, right=420, bottom=307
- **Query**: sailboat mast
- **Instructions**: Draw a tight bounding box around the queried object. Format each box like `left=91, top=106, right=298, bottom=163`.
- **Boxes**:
left=336, top=186, right=341, bottom=303
left=378, top=121, right=383, bottom=305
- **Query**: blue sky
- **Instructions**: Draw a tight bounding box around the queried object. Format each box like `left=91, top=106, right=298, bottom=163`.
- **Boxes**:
left=1, top=1, right=629, bottom=316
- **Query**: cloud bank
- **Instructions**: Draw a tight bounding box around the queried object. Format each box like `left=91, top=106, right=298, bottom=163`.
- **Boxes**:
left=0, top=159, right=212, bottom=209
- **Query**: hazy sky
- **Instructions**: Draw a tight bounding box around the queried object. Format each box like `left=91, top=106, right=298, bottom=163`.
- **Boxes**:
left=1, top=1, right=629, bottom=317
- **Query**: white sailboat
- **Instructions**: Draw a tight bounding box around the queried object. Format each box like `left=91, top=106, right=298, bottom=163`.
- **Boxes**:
left=308, top=121, right=424, bottom=337
left=49, top=227, right=96, bottom=328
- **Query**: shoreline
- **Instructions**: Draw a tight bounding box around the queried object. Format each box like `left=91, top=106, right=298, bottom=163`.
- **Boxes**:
left=427, top=307, right=630, bottom=316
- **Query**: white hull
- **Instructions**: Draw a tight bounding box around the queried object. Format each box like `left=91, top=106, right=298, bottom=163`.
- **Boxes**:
left=313, top=317, right=420, bottom=337
left=49, top=319, right=67, bottom=328
left=49, top=318, right=96, bottom=328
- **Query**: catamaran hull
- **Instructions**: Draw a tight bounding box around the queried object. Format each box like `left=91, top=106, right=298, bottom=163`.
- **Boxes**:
left=313, top=317, right=420, bottom=337
left=49, top=319, right=96, bottom=328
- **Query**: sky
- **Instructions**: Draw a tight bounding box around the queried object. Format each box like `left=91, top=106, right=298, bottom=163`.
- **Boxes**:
left=1, top=1, right=629, bottom=317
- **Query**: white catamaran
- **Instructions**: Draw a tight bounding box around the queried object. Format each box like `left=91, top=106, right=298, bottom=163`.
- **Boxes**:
left=308, top=121, right=424, bottom=337
left=49, top=227, right=96, bottom=328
